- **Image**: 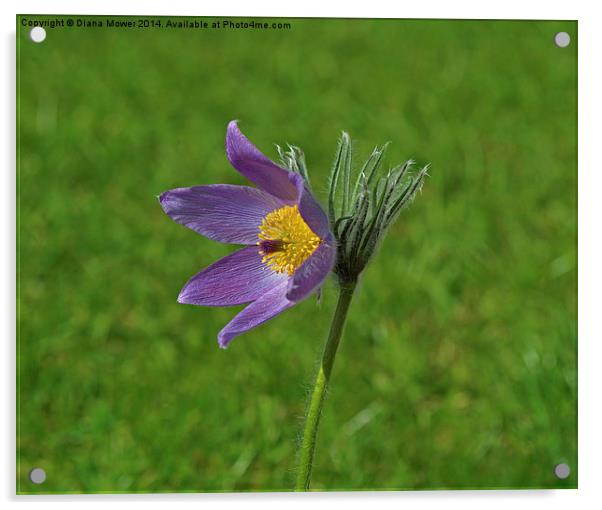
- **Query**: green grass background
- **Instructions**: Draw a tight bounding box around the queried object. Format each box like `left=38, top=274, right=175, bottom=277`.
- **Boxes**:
left=17, top=16, right=577, bottom=493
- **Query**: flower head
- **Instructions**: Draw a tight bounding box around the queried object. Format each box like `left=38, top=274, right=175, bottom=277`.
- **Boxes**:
left=160, top=121, right=335, bottom=348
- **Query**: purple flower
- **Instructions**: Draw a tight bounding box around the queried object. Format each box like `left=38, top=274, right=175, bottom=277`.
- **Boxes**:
left=160, top=121, right=336, bottom=348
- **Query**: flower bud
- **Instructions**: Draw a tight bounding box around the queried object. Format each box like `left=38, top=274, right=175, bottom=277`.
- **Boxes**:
left=327, top=132, right=429, bottom=283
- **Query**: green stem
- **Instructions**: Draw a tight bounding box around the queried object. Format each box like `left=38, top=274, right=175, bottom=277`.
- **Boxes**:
left=295, top=280, right=357, bottom=491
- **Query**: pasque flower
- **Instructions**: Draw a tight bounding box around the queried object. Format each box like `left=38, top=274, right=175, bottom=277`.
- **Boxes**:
left=160, top=121, right=336, bottom=348
left=160, top=120, right=428, bottom=491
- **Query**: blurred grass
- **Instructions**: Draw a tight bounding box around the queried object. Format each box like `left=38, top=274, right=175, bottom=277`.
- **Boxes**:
left=17, top=16, right=577, bottom=493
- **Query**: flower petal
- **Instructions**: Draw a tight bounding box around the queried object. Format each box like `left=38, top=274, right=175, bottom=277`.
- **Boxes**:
left=218, top=280, right=294, bottom=348
left=160, top=184, right=283, bottom=244
left=225, top=121, right=302, bottom=202
left=178, top=246, right=287, bottom=306
left=286, top=234, right=336, bottom=302
left=298, top=185, right=331, bottom=239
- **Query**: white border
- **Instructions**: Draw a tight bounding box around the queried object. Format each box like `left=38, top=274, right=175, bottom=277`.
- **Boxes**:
left=3, top=1, right=600, bottom=509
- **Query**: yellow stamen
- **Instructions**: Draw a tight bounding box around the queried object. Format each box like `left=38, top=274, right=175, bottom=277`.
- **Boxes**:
left=258, top=205, right=321, bottom=276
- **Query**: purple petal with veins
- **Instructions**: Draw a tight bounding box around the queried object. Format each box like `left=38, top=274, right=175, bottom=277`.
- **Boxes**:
left=218, top=280, right=293, bottom=348
left=225, top=120, right=303, bottom=203
left=160, top=184, right=282, bottom=245
left=178, top=246, right=287, bottom=307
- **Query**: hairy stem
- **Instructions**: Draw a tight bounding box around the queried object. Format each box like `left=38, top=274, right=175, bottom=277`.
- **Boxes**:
left=295, top=280, right=356, bottom=491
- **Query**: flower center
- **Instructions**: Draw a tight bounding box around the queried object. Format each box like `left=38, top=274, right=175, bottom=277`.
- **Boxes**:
left=258, top=205, right=321, bottom=276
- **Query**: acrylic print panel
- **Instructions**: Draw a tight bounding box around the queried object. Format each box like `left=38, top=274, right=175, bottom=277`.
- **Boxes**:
left=16, top=16, right=577, bottom=494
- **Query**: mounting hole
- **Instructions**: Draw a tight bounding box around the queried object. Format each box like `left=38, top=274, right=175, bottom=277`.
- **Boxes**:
left=29, top=26, right=46, bottom=43
left=554, top=463, right=570, bottom=479
left=29, top=467, right=46, bottom=484
left=554, top=32, right=570, bottom=48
